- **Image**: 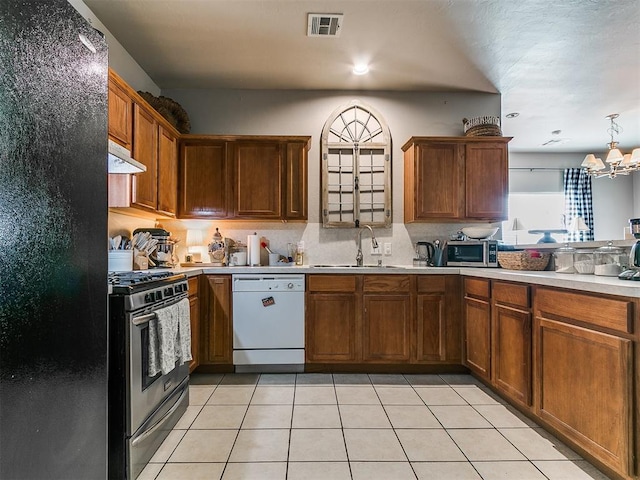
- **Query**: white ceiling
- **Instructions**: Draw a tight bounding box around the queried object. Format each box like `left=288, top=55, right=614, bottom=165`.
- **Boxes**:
left=84, top=0, right=640, bottom=153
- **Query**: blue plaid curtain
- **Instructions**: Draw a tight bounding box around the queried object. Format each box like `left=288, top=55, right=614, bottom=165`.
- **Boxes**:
left=563, top=168, right=594, bottom=242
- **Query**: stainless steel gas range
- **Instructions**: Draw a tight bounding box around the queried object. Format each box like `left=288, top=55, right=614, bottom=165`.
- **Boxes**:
left=108, top=271, right=190, bottom=479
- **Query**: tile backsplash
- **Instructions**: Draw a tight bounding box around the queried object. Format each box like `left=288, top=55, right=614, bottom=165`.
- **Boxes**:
left=109, top=211, right=494, bottom=266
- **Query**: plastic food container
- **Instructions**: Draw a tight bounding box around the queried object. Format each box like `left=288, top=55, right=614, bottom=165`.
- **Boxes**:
left=553, top=244, right=576, bottom=274
left=573, top=250, right=595, bottom=274
left=594, top=241, right=624, bottom=276
left=108, top=250, right=133, bottom=272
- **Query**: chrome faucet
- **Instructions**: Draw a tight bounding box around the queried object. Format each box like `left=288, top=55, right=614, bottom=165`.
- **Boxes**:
left=356, top=224, right=378, bottom=266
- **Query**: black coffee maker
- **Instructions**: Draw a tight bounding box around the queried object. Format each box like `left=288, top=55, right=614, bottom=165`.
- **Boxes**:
left=618, top=218, right=640, bottom=280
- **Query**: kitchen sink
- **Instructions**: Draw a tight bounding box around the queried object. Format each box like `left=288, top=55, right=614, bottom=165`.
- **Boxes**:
left=311, top=264, right=402, bottom=269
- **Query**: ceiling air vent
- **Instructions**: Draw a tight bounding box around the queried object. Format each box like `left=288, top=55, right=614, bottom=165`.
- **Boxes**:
left=307, top=13, right=343, bottom=37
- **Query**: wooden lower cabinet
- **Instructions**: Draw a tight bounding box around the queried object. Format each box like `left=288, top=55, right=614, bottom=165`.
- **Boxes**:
left=362, top=275, right=412, bottom=363
left=306, top=274, right=462, bottom=367
left=415, top=275, right=462, bottom=363
left=363, top=294, right=411, bottom=362
left=464, top=278, right=491, bottom=380
left=492, top=281, right=532, bottom=407
left=187, top=276, right=200, bottom=373
left=535, top=288, right=635, bottom=478
left=306, top=275, right=359, bottom=363
left=415, top=292, right=446, bottom=361
left=199, top=275, right=232, bottom=368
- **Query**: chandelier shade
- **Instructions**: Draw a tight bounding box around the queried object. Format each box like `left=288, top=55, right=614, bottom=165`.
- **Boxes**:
left=581, top=114, right=640, bottom=178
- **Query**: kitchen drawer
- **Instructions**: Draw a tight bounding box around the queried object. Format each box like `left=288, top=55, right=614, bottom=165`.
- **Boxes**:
left=535, top=288, right=633, bottom=335
left=493, top=281, right=529, bottom=309
left=188, top=276, right=199, bottom=297
left=416, top=275, right=446, bottom=293
left=363, top=275, right=411, bottom=293
left=308, top=275, right=357, bottom=293
left=464, top=277, right=490, bottom=300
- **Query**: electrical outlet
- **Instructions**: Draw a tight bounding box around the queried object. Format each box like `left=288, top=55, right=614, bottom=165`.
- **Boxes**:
left=384, top=242, right=392, bottom=255
left=371, top=244, right=382, bottom=255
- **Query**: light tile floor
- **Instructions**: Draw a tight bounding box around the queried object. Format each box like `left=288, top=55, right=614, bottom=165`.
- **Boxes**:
left=139, top=373, right=612, bottom=480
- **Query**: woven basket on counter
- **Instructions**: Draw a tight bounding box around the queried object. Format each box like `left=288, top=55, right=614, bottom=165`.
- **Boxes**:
left=497, top=251, right=551, bottom=271
left=463, top=116, right=502, bottom=136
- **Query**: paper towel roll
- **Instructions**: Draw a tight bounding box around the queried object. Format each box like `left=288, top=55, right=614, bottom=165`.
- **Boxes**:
left=247, top=233, right=260, bottom=266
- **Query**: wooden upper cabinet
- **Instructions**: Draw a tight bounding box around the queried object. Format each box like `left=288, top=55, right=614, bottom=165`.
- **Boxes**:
left=177, top=135, right=309, bottom=220
left=131, top=103, right=158, bottom=212
left=408, top=142, right=463, bottom=220
left=157, top=124, right=178, bottom=217
left=465, top=142, right=508, bottom=219
left=233, top=142, right=282, bottom=218
left=108, top=69, right=181, bottom=218
left=285, top=142, right=308, bottom=220
left=108, top=73, right=132, bottom=150
left=403, top=136, right=510, bottom=222
left=179, top=141, right=230, bottom=218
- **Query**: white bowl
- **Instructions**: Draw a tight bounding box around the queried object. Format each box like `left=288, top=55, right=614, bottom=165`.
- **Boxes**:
left=462, top=226, right=499, bottom=239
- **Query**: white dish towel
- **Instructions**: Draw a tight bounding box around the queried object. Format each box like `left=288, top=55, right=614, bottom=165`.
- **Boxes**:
left=148, top=298, right=192, bottom=376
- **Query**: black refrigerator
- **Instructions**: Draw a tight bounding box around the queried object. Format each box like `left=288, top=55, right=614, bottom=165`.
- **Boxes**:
left=0, top=1, right=109, bottom=478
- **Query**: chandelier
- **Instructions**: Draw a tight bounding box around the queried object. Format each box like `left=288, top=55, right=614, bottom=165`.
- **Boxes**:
left=581, top=114, right=640, bottom=178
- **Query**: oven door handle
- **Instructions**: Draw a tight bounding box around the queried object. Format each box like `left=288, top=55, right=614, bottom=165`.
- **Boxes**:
left=130, top=385, right=188, bottom=447
left=132, top=312, right=156, bottom=326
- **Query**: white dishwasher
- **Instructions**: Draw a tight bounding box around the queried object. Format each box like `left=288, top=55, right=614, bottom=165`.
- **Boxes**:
left=232, top=274, right=305, bottom=372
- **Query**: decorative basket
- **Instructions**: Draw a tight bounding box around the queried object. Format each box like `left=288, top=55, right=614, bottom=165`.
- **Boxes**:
left=137, top=91, right=191, bottom=134
left=497, top=251, right=551, bottom=271
left=463, top=116, right=502, bottom=137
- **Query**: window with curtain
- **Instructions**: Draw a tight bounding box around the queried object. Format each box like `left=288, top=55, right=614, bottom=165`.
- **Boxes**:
left=321, top=100, right=391, bottom=228
left=563, top=168, right=594, bottom=242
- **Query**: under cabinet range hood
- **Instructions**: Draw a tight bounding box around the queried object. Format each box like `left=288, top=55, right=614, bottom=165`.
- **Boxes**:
left=108, top=139, right=146, bottom=173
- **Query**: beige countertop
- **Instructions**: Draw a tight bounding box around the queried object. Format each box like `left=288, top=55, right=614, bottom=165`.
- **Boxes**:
left=167, top=264, right=640, bottom=298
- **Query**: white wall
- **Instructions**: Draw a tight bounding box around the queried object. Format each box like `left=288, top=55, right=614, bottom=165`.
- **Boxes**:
left=509, top=152, right=635, bottom=241
left=158, top=88, right=502, bottom=264
left=67, top=0, right=160, bottom=95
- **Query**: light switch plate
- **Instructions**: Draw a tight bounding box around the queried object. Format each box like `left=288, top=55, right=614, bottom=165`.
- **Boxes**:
left=384, top=242, right=392, bottom=255
left=371, top=244, right=382, bottom=255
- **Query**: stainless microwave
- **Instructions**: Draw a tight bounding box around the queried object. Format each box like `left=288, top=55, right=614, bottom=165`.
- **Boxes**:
left=446, top=240, right=499, bottom=267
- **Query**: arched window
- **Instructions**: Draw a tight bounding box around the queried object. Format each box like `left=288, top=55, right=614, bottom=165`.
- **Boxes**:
left=321, top=100, right=391, bottom=228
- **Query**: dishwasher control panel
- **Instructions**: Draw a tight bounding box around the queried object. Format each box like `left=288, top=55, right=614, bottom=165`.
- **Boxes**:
left=232, top=274, right=305, bottom=292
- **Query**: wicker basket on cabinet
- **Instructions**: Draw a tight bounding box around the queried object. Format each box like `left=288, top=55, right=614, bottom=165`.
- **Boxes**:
left=497, top=250, right=551, bottom=271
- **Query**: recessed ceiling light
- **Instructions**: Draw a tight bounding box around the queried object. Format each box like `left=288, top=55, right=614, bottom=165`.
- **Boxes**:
left=551, top=129, right=562, bottom=135
left=505, top=112, right=519, bottom=118
left=352, top=64, right=369, bottom=75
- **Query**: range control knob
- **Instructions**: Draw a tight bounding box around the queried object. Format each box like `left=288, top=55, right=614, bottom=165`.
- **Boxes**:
left=155, top=291, right=162, bottom=301
left=164, top=287, right=174, bottom=297
left=144, top=293, right=154, bottom=303
left=287, top=282, right=294, bottom=289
